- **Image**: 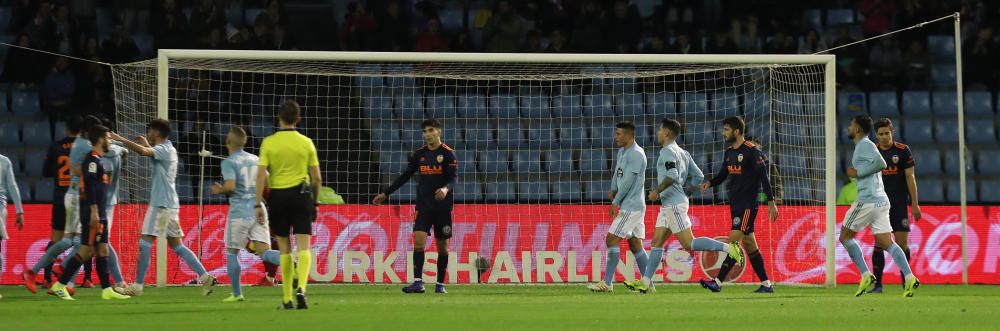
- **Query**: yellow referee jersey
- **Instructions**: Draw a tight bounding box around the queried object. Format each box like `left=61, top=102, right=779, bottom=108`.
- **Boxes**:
left=259, top=129, right=319, bottom=189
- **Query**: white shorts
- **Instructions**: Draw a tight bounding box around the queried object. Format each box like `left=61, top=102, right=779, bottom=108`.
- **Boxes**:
left=141, top=207, right=183, bottom=238
left=225, top=216, right=271, bottom=250
left=842, top=201, right=892, bottom=235
left=0, top=208, right=8, bottom=240
left=609, top=209, right=646, bottom=239
left=655, top=204, right=692, bottom=233
left=64, top=191, right=81, bottom=234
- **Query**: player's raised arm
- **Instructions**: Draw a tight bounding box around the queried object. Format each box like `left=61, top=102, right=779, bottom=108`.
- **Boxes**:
left=110, top=131, right=154, bottom=157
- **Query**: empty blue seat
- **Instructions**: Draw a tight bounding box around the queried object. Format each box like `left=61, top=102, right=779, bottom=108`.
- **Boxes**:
left=583, top=180, right=607, bottom=201
left=583, top=94, right=613, bottom=117
left=712, top=92, right=740, bottom=117
left=23, top=122, right=50, bottom=145
left=24, top=151, right=45, bottom=177
left=615, top=94, right=644, bottom=117
left=589, top=120, right=616, bottom=148
left=496, top=121, right=524, bottom=149
left=826, top=9, right=854, bottom=26
left=932, top=91, right=958, bottom=115
left=931, top=65, right=956, bottom=88
left=935, top=119, right=958, bottom=143
left=17, top=180, right=30, bottom=201
left=744, top=93, right=771, bottom=115
left=455, top=150, right=476, bottom=174
left=647, top=92, right=676, bottom=115
left=946, top=179, right=975, bottom=202
left=784, top=179, right=815, bottom=201
left=545, top=150, right=574, bottom=173
left=439, top=8, right=464, bottom=30
left=380, top=150, right=410, bottom=174
left=679, top=93, right=707, bottom=114
left=609, top=77, right=637, bottom=94
left=517, top=182, right=550, bottom=202
left=395, top=92, right=424, bottom=119
left=464, top=121, right=495, bottom=149
left=553, top=94, right=582, bottom=118
left=34, top=179, right=53, bottom=202
left=683, top=122, right=715, bottom=144
left=918, top=178, right=945, bottom=202
left=520, top=94, right=550, bottom=118
left=394, top=181, right=417, bottom=202
left=558, top=121, right=587, bottom=149
left=0, top=123, right=18, bottom=145
left=478, top=150, right=510, bottom=173
left=512, top=151, right=542, bottom=173
left=943, top=150, right=967, bottom=175
left=384, top=65, right=416, bottom=87
left=980, top=180, right=1000, bottom=203
left=490, top=94, right=518, bottom=118
left=552, top=181, right=582, bottom=201
left=977, top=149, right=1000, bottom=175
left=527, top=120, right=557, bottom=149
left=458, top=94, right=488, bottom=118
left=2, top=151, right=19, bottom=174
left=869, top=91, right=899, bottom=117
left=441, top=123, right=462, bottom=147
left=838, top=92, right=867, bottom=117
left=455, top=181, right=482, bottom=202
left=927, top=35, right=955, bottom=62
left=775, top=93, right=804, bottom=116
left=961, top=120, right=996, bottom=144
left=902, top=91, right=931, bottom=116
left=485, top=182, right=515, bottom=202
left=579, top=149, right=608, bottom=173
left=902, top=118, right=933, bottom=144
left=363, top=94, right=394, bottom=119
left=371, top=121, right=401, bottom=148
left=11, top=90, right=39, bottom=115
left=426, top=94, right=456, bottom=119
left=912, top=149, right=941, bottom=175
left=965, top=91, right=994, bottom=115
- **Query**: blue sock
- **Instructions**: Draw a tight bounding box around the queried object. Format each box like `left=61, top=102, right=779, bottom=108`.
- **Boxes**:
left=644, top=247, right=664, bottom=280
left=172, top=245, right=207, bottom=276
left=842, top=239, right=870, bottom=274
left=32, top=237, right=73, bottom=273
left=604, top=247, right=620, bottom=284
left=227, top=252, right=242, bottom=297
left=692, top=237, right=727, bottom=252
left=886, top=243, right=913, bottom=277
left=136, top=239, right=152, bottom=285
left=107, top=244, right=124, bottom=284
left=632, top=249, right=648, bottom=277
left=261, top=250, right=280, bottom=265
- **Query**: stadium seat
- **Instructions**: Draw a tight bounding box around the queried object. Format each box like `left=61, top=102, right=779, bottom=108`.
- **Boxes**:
left=363, top=94, right=394, bottom=119
left=679, top=93, right=707, bottom=114
left=512, top=151, right=542, bottom=173
left=744, top=93, right=771, bottom=114
left=552, top=94, right=582, bottom=118
left=683, top=121, right=714, bottom=145
left=455, top=150, right=476, bottom=174
left=0, top=7, right=11, bottom=33
left=583, top=93, right=613, bottom=117
left=977, top=149, right=1000, bottom=175
left=966, top=120, right=996, bottom=144
left=980, top=180, right=1000, bottom=203
left=400, top=122, right=425, bottom=148
left=464, top=121, right=495, bottom=149
left=458, top=94, right=488, bottom=118
left=583, top=180, right=606, bottom=201
left=927, top=35, right=955, bottom=62
left=95, top=7, right=114, bottom=39
left=426, top=94, right=457, bottom=119
left=441, top=123, right=462, bottom=147
left=775, top=93, right=804, bottom=116
left=552, top=181, right=582, bottom=201
left=11, top=90, right=39, bottom=115
left=965, top=91, right=994, bottom=115
left=379, top=150, right=409, bottom=174
left=579, top=149, right=608, bottom=173
left=783, top=179, right=815, bottom=201
left=496, top=120, right=525, bottom=149
left=485, top=182, right=516, bottom=202
left=615, top=94, right=644, bottom=117
left=902, top=118, right=933, bottom=144
left=384, top=64, right=416, bottom=87
left=176, top=177, right=193, bottom=203
left=1, top=151, right=19, bottom=174
left=517, top=182, right=550, bottom=202
left=918, top=178, right=945, bottom=202
left=520, top=94, right=551, bottom=118
left=692, top=152, right=711, bottom=174
left=23, top=150, right=45, bottom=177
left=931, top=65, right=956, bottom=89
left=478, top=150, right=510, bottom=173
left=802, top=9, right=822, bottom=30
left=439, top=8, right=464, bottom=30
left=544, top=150, right=574, bottom=173
left=490, top=94, right=518, bottom=118
left=0, top=122, right=18, bottom=145
left=133, top=34, right=154, bottom=57
left=837, top=91, right=867, bottom=117
left=589, top=119, right=616, bottom=148
left=558, top=121, right=587, bottom=149
left=911, top=149, right=941, bottom=175
left=932, top=91, right=958, bottom=115
left=712, top=92, right=740, bottom=117
left=942, top=149, right=968, bottom=175
left=53, top=121, right=66, bottom=138
left=455, top=181, right=483, bottom=203
left=17, top=180, right=30, bottom=201
left=826, top=9, right=855, bottom=26
left=934, top=119, right=958, bottom=143
left=22, top=121, right=50, bottom=145
left=395, top=92, right=424, bottom=119
left=34, top=179, right=53, bottom=203
left=868, top=91, right=898, bottom=117
left=527, top=120, right=557, bottom=149
left=647, top=92, right=676, bottom=115
left=394, top=181, right=417, bottom=202
left=901, top=91, right=931, bottom=116
left=946, top=179, right=976, bottom=203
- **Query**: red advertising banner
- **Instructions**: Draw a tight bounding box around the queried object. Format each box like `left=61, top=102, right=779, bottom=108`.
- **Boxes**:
left=3, top=204, right=998, bottom=285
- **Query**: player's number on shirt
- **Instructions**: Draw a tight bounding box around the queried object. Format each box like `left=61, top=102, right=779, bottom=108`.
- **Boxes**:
left=58, top=155, right=71, bottom=186
left=239, top=165, right=258, bottom=189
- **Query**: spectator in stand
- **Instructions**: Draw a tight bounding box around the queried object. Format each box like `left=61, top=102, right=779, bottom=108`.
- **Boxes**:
left=965, top=26, right=997, bottom=89
left=896, top=0, right=928, bottom=46
left=375, top=0, right=412, bottom=51
left=545, top=29, right=569, bottom=53
left=52, top=5, right=80, bottom=55
left=522, top=30, right=544, bottom=53
left=830, top=26, right=866, bottom=87
left=272, top=23, right=295, bottom=50
left=265, top=0, right=289, bottom=29
left=415, top=18, right=449, bottom=52
left=42, top=57, right=75, bottom=123
left=151, top=0, right=189, bottom=50
left=668, top=32, right=700, bottom=54
left=24, top=5, right=56, bottom=51
left=731, top=16, right=761, bottom=53
left=75, top=56, right=112, bottom=117
left=859, top=0, right=894, bottom=37
left=228, top=25, right=254, bottom=50
left=11, top=0, right=39, bottom=33
left=641, top=34, right=667, bottom=53
left=798, top=29, right=827, bottom=54
left=339, top=2, right=376, bottom=51
left=705, top=29, right=738, bottom=54
left=763, top=30, right=797, bottom=54
left=570, top=0, right=607, bottom=53
left=869, top=37, right=903, bottom=89
left=199, top=26, right=227, bottom=49
left=450, top=30, right=475, bottom=52
left=80, top=36, right=101, bottom=62
left=250, top=16, right=274, bottom=50
left=1, top=34, right=42, bottom=88
left=70, top=0, right=97, bottom=36
left=102, top=22, right=139, bottom=64
left=901, top=39, right=931, bottom=90
left=119, top=0, right=153, bottom=34
left=189, top=0, right=226, bottom=41
left=484, top=0, right=527, bottom=52
left=607, top=0, right=641, bottom=53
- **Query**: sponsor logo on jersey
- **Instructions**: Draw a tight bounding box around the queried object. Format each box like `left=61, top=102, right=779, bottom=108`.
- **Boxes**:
left=437, top=155, right=444, bottom=163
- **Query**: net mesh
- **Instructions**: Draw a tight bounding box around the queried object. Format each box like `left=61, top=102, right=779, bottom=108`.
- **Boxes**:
left=111, top=56, right=829, bottom=285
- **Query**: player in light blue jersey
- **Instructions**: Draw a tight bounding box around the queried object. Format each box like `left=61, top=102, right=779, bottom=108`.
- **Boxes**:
left=839, top=116, right=919, bottom=297
left=211, top=126, right=281, bottom=302
left=1, top=152, right=25, bottom=299
left=98, top=142, right=127, bottom=288
left=588, top=121, right=649, bottom=293
left=111, top=119, right=215, bottom=296
left=623, top=119, right=743, bottom=293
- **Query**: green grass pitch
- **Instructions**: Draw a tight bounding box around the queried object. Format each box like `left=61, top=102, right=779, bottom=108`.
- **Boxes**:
left=1, top=284, right=996, bottom=331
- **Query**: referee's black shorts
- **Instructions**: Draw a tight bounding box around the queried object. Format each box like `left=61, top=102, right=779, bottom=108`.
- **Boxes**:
left=267, top=186, right=314, bottom=237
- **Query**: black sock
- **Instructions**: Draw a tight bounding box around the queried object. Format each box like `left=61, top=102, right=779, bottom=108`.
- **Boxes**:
left=413, top=251, right=425, bottom=281
left=872, top=248, right=885, bottom=285
left=716, top=256, right=736, bottom=281
left=748, top=250, right=769, bottom=283
left=437, top=253, right=449, bottom=284
left=58, top=255, right=84, bottom=285
left=83, top=256, right=93, bottom=283
left=96, top=256, right=111, bottom=289
left=43, top=241, right=54, bottom=282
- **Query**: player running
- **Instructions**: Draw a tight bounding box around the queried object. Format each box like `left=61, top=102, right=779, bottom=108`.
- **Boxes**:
left=211, top=126, right=282, bottom=302
left=112, top=119, right=216, bottom=296
left=373, top=119, right=458, bottom=294
left=624, top=119, right=743, bottom=293
left=839, top=116, right=920, bottom=297
left=588, top=121, right=649, bottom=293
left=699, top=116, right=778, bottom=293
left=0, top=150, right=25, bottom=300
left=49, top=125, right=131, bottom=301
left=34, top=116, right=80, bottom=288
left=869, top=118, right=921, bottom=293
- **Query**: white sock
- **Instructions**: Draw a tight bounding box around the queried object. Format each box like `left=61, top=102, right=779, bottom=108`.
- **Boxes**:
left=762, top=280, right=772, bottom=287
left=640, top=276, right=650, bottom=285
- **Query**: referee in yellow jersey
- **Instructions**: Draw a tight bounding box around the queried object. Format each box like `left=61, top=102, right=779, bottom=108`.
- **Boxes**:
left=255, top=100, right=321, bottom=310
